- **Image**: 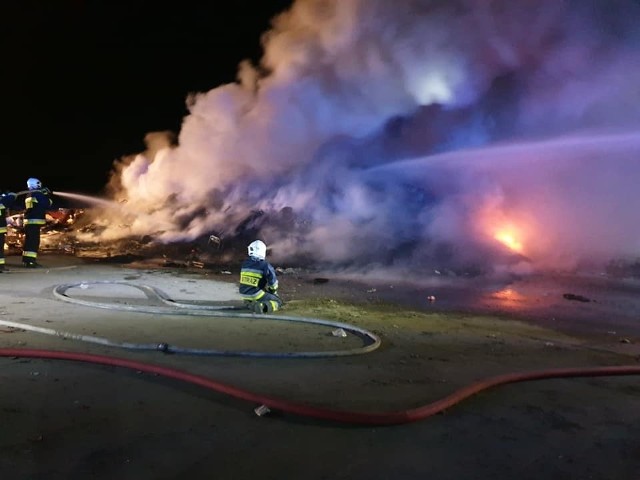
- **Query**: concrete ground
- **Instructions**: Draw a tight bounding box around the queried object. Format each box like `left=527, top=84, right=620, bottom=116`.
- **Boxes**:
left=1, top=253, right=640, bottom=480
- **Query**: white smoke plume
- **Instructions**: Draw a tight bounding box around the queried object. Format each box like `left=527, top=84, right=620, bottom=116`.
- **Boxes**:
left=91, top=0, right=640, bottom=274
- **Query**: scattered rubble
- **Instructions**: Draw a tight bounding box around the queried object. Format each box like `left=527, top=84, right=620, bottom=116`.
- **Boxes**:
left=331, top=328, right=347, bottom=337
left=562, top=293, right=591, bottom=303
left=3, top=207, right=312, bottom=278
left=276, top=267, right=303, bottom=275
left=208, top=234, right=222, bottom=246
left=254, top=405, right=271, bottom=417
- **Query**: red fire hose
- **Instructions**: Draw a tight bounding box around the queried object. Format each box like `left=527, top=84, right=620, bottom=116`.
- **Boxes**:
left=2, top=348, right=638, bottom=426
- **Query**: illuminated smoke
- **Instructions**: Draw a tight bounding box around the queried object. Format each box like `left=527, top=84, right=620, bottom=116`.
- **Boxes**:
left=95, top=0, right=640, bottom=274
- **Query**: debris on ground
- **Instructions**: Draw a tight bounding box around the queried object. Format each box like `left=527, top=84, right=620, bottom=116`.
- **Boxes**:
left=563, top=293, right=591, bottom=302
left=254, top=405, right=271, bottom=417
left=331, top=328, right=347, bottom=337
left=208, top=234, right=222, bottom=246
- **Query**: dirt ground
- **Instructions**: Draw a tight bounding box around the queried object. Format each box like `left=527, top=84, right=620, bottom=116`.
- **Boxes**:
left=1, top=253, right=640, bottom=480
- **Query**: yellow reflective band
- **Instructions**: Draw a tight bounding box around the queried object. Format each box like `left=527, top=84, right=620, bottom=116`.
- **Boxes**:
left=240, top=273, right=261, bottom=287
left=241, top=270, right=262, bottom=278
left=240, top=290, right=265, bottom=300
left=0, top=227, right=6, bottom=234
left=23, top=251, right=38, bottom=259
left=24, top=219, right=46, bottom=225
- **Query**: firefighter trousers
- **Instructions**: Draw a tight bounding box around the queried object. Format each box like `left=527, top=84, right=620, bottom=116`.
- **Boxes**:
left=254, top=292, right=283, bottom=313
left=0, top=233, right=5, bottom=268
left=22, top=224, right=42, bottom=264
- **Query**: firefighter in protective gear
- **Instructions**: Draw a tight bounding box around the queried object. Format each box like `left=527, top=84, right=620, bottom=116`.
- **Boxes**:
left=239, top=240, right=282, bottom=314
left=22, top=178, right=52, bottom=268
left=0, top=191, right=17, bottom=272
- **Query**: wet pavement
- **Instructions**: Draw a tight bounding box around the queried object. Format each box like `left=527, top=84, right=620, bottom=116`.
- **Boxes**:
left=292, top=270, right=640, bottom=341
left=5, top=251, right=640, bottom=343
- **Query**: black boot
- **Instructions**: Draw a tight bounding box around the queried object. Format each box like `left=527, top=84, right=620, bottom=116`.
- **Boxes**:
left=23, top=261, right=43, bottom=269
left=252, top=302, right=266, bottom=314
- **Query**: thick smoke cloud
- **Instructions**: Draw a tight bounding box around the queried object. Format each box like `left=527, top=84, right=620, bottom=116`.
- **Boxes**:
left=93, top=0, right=640, bottom=275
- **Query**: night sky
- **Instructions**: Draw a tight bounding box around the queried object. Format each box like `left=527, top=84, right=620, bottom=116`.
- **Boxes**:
left=1, top=0, right=293, bottom=194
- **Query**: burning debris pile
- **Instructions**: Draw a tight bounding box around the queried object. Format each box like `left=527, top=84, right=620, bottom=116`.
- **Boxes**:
left=5, top=208, right=80, bottom=254
left=87, top=0, right=640, bottom=278
left=4, top=202, right=280, bottom=270
left=4, top=209, right=200, bottom=267
left=5, top=198, right=640, bottom=280
left=12, top=1, right=640, bottom=279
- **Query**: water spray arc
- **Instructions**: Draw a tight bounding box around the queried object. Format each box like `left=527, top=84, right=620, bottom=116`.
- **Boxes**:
left=14, top=189, right=121, bottom=210
left=53, top=191, right=122, bottom=209
left=15, top=189, right=46, bottom=197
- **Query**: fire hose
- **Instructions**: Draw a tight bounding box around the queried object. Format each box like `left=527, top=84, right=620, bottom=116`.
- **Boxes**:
left=14, top=188, right=52, bottom=197
left=1, top=348, right=638, bottom=425
left=0, top=281, right=382, bottom=358
left=1, top=281, right=638, bottom=425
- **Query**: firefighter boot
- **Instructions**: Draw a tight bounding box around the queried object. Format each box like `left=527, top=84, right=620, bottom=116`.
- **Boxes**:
left=23, top=261, right=43, bottom=269
left=253, top=301, right=266, bottom=314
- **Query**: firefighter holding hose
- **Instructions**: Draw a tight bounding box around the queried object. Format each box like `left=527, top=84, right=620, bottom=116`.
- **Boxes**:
left=21, top=177, right=52, bottom=268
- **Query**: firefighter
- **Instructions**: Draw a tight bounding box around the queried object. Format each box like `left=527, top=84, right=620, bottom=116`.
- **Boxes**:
left=22, top=178, right=52, bottom=268
left=239, top=240, right=282, bottom=314
left=0, top=191, right=17, bottom=272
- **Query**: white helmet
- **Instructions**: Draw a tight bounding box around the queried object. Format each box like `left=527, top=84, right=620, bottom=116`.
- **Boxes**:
left=27, top=178, right=42, bottom=190
left=248, top=240, right=267, bottom=260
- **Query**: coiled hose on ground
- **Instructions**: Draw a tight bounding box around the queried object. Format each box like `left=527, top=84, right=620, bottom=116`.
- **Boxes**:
left=0, top=281, right=381, bottom=358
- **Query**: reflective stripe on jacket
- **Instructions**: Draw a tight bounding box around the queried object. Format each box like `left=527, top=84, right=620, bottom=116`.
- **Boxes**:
left=239, top=256, right=279, bottom=300
left=24, top=191, right=52, bottom=225
left=0, top=193, right=17, bottom=232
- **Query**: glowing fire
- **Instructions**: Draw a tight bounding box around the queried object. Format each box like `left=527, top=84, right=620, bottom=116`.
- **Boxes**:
left=494, top=228, right=524, bottom=253
left=475, top=201, right=529, bottom=255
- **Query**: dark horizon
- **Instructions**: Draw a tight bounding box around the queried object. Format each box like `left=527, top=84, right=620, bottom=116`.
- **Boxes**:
left=1, top=1, right=294, bottom=194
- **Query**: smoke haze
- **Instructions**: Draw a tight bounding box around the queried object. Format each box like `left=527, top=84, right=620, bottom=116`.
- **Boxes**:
left=91, top=0, right=640, bottom=274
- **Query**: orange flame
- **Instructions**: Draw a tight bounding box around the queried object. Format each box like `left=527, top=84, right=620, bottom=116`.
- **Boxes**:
left=475, top=199, right=530, bottom=256
left=494, top=228, right=524, bottom=253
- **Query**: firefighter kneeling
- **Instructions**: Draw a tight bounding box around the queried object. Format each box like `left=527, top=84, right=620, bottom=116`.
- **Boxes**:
left=239, top=240, right=282, bottom=314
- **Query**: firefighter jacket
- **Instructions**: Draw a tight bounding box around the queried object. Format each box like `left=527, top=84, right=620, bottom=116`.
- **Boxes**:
left=0, top=193, right=17, bottom=233
left=239, top=256, right=279, bottom=301
left=24, top=190, right=52, bottom=226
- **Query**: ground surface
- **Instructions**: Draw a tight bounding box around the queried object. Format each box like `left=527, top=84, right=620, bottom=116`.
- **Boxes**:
left=1, top=253, right=640, bottom=479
